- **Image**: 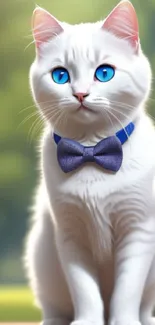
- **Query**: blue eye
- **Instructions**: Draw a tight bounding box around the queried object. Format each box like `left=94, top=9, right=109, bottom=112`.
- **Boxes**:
left=52, top=67, right=70, bottom=84
left=95, top=65, right=115, bottom=82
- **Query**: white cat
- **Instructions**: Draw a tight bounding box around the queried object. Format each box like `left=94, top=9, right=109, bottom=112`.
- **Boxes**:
left=25, top=2, right=155, bottom=325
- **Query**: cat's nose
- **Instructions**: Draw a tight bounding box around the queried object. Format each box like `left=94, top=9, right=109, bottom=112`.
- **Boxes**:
left=73, top=92, right=89, bottom=102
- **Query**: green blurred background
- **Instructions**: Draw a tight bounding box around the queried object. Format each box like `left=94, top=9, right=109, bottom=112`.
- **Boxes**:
left=0, top=0, right=155, bottom=321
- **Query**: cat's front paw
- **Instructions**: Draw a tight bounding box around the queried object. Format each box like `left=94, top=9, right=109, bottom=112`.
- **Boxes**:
left=71, top=321, right=103, bottom=325
left=109, top=320, right=141, bottom=325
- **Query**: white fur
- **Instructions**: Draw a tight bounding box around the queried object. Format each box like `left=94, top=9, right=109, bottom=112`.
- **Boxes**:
left=25, top=11, right=155, bottom=325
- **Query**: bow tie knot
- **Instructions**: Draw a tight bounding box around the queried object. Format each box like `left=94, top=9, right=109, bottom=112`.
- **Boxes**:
left=83, top=147, right=95, bottom=162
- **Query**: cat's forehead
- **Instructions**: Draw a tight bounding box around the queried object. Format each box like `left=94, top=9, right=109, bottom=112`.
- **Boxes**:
left=41, top=22, right=135, bottom=66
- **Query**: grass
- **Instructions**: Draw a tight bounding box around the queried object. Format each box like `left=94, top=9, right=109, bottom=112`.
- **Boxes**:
left=0, top=286, right=41, bottom=322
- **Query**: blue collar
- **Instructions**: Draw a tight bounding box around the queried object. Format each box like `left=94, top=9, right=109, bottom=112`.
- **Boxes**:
left=53, top=122, right=135, bottom=145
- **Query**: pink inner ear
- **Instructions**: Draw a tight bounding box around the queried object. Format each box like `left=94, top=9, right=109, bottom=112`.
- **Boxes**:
left=102, top=1, right=139, bottom=48
left=32, top=7, right=63, bottom=48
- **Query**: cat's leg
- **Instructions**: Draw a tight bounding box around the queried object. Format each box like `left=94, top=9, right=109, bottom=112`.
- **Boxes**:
left=140, top=256, right=155, bottom=325
left=109, top=216, right=155, bottom=325
left=25, top=202, right=73, bottom=325
left=55, top=205, right=104, bottom=325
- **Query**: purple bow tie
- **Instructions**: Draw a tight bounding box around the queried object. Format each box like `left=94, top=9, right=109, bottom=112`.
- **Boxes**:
left=57, top=136, right=123, bottom=173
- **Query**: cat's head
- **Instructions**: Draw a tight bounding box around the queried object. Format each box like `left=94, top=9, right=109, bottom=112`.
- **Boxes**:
left=30, top=0, right=151, bottom=135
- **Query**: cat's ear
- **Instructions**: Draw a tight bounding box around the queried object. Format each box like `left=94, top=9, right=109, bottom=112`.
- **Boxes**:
left=32, top=7, right=63, bottom=49
left=102, top=0, right=139, bottom=51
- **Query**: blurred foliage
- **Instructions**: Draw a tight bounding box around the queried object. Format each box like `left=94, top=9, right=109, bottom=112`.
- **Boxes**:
left=0, top=0, right=155, bottom=284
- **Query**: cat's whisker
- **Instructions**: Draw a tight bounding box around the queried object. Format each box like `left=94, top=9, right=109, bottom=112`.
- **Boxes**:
left=37, top=105, right=59, bottom=119
left=24, top=40, right=36, bottom=52
left=94, top=98, right=135, bottom=112
left=43, top=106, right=58, bottom=115
left=44, top=104, right=63, bottom=116
left=64, top=112, right=69, bottom=129
left=62, top=111, right=70, bottom=129
left=28, top=107, right=58, bottom=143
left=103, top=103, right=132, bottom=114
left=44, top=108, right=62, bottom=125
left=25, top=37, right=60, bottom=54
left=19, top=100, right=60, bottom=114
left=109, top=100, right=135, bottom=111
left=100, top=104, right=132, bottom=132
left=53, top=110, right=67, bottom=130
left=109, top=107, right=132, bottom=123
left=32, top=25, right=59, bottom=37
left=17, top=111, right=39, bottom=130
left=106, top=109, right=130, bottom=142
left=97, top=97, right=134, bottom=111
left=19, top=105, right=60, bottom=143
left=43, top=111, right=59, bottom=124
left=111, top=104, right=133, bottom=112
left=28, top=114, right=43, bottom=143
left=24, top=33, right=33, bottom=39
left=19, top=104, right=37, bottom=114
left=29, top=120, right=43, bottom=145
left=111, top=107, right=130, bottom=121
left=100, top=107, right=114, bottom=130
left=29, top=118, right=45, bottom=144
left=53, top=111, right=65, bottom=127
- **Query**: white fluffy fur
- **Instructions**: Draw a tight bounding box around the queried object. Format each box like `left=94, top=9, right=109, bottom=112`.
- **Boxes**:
left=25, top=3, right=155, bottom=325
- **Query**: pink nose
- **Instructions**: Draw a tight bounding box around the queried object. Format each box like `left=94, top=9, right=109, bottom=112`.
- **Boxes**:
left=73, top=92, right=89, bottom=102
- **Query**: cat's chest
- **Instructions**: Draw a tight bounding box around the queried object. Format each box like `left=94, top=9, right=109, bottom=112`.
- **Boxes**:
left=56, top=168, right=123, bottom=202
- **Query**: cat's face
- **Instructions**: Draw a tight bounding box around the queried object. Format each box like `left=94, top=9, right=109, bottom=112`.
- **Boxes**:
left=30, top=1, right=151, bottom=132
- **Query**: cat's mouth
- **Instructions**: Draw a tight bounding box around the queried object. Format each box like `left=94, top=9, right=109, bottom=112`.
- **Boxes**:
left=77, top=104, right=94, bottom=113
